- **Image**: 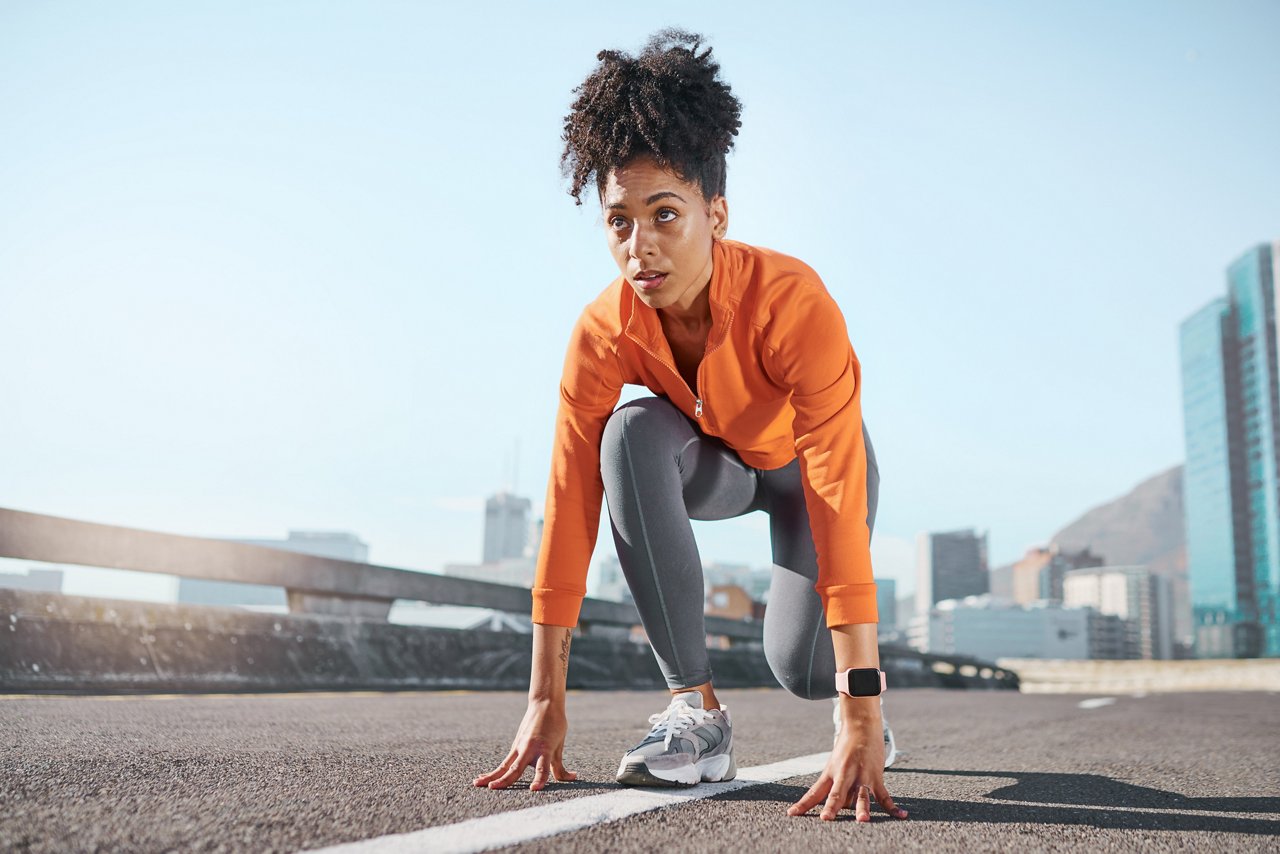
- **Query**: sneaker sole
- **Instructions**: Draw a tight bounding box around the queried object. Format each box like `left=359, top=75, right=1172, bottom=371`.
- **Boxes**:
left=616, top=752, right=736, bottom=787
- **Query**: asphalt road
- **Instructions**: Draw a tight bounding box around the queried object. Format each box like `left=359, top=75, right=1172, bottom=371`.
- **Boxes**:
left=2, top=688, right=1278, bottom=852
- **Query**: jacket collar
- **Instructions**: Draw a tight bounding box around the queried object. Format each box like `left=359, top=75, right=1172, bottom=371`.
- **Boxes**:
left=623, top=239, right=737, bottom=355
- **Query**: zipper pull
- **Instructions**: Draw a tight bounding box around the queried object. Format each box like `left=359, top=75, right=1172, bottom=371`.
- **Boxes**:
left=694, top=398, right=703, bottom=418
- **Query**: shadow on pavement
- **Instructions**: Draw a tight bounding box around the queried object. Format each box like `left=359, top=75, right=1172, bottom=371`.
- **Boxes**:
left=702, top=773, right=1280, bottom=833
left=906, top=768, right=1280, bottom=816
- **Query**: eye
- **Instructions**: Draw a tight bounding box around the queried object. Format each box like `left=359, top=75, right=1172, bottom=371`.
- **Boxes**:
left=656, top=208, right=678, bottom=223
left=609, top=215, right=629, bottom=230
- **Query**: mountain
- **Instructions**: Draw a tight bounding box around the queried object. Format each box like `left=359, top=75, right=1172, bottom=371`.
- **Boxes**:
left=1049, top=464, right=1185, bottom=578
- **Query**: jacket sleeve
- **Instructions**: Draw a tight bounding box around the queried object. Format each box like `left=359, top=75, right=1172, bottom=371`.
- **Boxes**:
left=531, top=312, right=625, bottom=627
left=765, top=285, right=878, bottom=627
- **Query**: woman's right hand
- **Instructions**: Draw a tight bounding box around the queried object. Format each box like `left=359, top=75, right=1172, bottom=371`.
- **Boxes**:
left=473, top=697, right=578, bottom=791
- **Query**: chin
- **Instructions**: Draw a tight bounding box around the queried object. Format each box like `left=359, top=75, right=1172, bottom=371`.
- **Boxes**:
left=631, top=287, right=664, bottom=307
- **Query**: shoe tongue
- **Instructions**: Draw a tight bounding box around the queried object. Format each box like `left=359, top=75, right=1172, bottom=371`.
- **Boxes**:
left=672, top=691, right=704, bottom=709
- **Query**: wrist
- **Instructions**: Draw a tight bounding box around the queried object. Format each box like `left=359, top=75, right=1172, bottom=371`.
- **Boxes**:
left=527, top=687, right=566, bottom=704
left=836, top=694, right=881, bottom=721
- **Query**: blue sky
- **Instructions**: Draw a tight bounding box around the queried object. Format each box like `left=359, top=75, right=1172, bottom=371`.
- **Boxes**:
left=2, top=1, right=1278, bottom=599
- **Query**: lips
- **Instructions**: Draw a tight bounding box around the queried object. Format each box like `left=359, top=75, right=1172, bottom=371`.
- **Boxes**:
left=634, top=271, right=667, bottom=291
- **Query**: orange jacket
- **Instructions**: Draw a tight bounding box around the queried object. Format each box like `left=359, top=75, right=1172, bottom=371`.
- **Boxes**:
left=532, top=238, right=877, bottom=629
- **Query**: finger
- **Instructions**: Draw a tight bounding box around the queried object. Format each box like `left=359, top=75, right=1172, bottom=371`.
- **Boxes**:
left=530, top=754, right=551, bottom=792
left=551, top=749, right=578, bottom=782
left=855, top=784, right=872, bottom=823
left=820, top=778, right=853, bottom=822
left=875, top=784, right=909, bottom=819
left=786, top=776, right=831, bottom=816
left=473, top=748, right=518, bottom=786
left=487, top=748, right=533, bottom=789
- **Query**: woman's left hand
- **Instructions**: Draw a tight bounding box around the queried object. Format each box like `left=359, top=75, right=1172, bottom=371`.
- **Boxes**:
left=786, top=701, right=908, bottom=822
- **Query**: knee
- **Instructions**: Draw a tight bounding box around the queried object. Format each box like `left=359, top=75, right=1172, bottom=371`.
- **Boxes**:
left=764, top=644, right=836, bottom=701
left=601, top=397, right=687, bottom=458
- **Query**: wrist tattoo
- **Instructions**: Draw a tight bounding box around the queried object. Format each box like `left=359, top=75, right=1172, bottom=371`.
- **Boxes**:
left=559, top=632, right=571, bottom=674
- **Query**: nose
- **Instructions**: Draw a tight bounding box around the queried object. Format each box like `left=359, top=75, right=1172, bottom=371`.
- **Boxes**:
left=628, top=220, right=656, bottom=261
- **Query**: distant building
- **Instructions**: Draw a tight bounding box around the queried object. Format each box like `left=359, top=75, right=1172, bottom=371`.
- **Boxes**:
left=177, top=530, right=368, bottom=608
left=704, top=562, right=751, bottom=592
left=483, top=492, right=532, bottom=563
left=746, top=566, right=773, bottom=603
left=444, top=557, right=535, bottom=589
left=0, top=568, right=64, bottom=593
left=1179, top=240, right=1280, bottom=657
left=916, top=528, right=989, bottom=614
left=442, top=490, right=540, bottom=589
left=1011, top=544, right=1105, bottom=604
left=908, top=595, right=1096, bottom=660
left=876, top=578, right=897, bottom=635
left=705, top=584, right=753, bottom=620
left=1063, top=566, right=1175, bottom=659
left=595, top=554, right=631, bottom=603
left=1087, top=610, right=1129, bottom=660
left=989, top=563, right=1015, bottom=599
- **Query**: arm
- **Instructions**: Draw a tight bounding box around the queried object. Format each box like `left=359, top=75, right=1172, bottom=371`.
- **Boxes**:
left=532, top=313, right=626, bottom=627
left=477, top=308, right=625, bottom=791
left=763, top=284, right=878, bottom=628
left=810, top=624, right=906, bottom=820
left=473, top=624, right=578, bottom=791
left=766, top=284, right=906, bottom=821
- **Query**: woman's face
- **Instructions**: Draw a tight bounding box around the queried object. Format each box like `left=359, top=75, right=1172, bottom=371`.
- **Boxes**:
left=601, top=156, right=728, bottom=316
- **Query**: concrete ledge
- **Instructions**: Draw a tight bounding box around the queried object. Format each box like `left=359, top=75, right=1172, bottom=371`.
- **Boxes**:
left=1001, top=657, right=1280, bottom=693
left=0, top=589, right=776, bottom=693
left=1, top=590, right=1014, bottom=693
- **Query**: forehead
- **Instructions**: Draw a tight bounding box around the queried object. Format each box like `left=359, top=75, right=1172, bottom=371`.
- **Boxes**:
left=601, top=158, right=701, bottom=207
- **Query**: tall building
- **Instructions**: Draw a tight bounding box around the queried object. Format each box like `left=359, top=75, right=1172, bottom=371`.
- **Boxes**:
left=1179, top=240, right=1280, bottom=657
left=483, top=492, right=533, bottom=563
left=1063, top=566, right=1175, bottom=660
left=916, top=528, right=989, bottom=614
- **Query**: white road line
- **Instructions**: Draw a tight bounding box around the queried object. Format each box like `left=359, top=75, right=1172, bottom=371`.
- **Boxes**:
left=303, top=752, right=831, bottom=854
left=1077, top=697, right=1117, bottom=710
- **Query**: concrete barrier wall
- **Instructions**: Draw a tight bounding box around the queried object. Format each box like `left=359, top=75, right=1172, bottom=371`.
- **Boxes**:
left=1001, top=657, right=1280, bottom=693
left=1, top=590, right=1014, bottom=693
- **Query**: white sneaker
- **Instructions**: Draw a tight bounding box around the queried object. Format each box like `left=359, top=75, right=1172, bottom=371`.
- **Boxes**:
left=616, top=691, right=736, bottom=786
left=832, top=696, right=898, bottom=769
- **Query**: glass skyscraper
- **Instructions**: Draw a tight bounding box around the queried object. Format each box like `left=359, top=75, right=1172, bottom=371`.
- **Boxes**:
left=1179, top=241, right=1280, bottom=657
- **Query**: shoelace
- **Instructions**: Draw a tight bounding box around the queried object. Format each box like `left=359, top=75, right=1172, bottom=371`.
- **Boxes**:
left=646, top=699, right=711, bottom=748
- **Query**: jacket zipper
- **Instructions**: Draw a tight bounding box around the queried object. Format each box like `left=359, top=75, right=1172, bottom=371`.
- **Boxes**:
left=696, top=311, right=737, bottom=425
left=628, top=311, right=734, bottom=424
left=632, top=339, right=702, bottom=416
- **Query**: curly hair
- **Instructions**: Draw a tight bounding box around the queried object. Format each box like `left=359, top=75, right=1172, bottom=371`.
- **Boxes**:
left=560, top=28, right=742, bottom=205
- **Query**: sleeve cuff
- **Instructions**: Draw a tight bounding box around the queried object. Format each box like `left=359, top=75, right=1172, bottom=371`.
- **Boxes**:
left=819, top=582, right=879, bottom=628
left=531, top=588, right=584, bottom=628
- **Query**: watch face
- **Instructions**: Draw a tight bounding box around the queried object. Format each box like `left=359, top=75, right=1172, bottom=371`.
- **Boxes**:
left=850, top=669, right=882, bottom=696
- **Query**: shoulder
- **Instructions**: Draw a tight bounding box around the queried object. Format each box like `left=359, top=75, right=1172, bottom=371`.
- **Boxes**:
left=719, top=239, right=838, bottom=328
left=573, top=276, right=629, bottom=345
left=721, top=238, right=825, bottom=285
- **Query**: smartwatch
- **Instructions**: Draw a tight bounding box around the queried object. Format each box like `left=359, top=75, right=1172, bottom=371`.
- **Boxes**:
left=835, top=667, right=886, bottom=697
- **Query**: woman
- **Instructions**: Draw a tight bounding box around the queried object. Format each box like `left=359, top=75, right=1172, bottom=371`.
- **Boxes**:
left=474, top=29, right=907, bottom=823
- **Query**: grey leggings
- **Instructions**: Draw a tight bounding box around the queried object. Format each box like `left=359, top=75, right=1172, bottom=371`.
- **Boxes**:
left=599, top=395, right=879, bottom=700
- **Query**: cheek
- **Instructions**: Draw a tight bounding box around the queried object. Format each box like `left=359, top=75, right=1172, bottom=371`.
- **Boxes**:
left=610, top=244, right=634, bottom=277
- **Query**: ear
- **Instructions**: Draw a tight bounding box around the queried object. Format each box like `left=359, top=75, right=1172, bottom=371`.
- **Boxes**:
left=708, top=194, right=729, bottom=239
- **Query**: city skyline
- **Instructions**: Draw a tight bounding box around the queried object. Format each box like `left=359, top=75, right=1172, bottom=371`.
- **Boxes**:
left=2, top=3, right=1278, bottom=596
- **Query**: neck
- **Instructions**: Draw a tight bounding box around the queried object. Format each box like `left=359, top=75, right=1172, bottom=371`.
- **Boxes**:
left=659, top=253, right=715, bottom=332
left=660, top=286, right=712, bottom=334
